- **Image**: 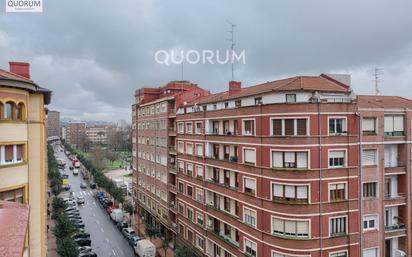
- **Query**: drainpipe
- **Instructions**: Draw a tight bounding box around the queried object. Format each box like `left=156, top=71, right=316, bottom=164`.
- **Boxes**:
left=356, top=111, right=363, bottom=256
left=315, top=93, right=324, bottom=256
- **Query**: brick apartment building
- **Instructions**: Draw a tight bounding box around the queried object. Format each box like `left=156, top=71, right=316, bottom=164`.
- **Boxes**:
left=86, top=125, right=111, bottom=144
left=133, top=75, right=411, bottom=257
left=65, top=121, right=87, bottom=148
left=46, top=110, right=60, bottom=138
left=132, top=81, right=210, bottom=244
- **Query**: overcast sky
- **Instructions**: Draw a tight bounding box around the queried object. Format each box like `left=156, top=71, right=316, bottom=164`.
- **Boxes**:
left=1, top=0, right=412, bottom=122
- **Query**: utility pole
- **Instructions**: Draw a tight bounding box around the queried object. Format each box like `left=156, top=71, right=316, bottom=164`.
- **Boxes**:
left=226, top=20, right=236, bottom=81
left=374, top=67, right=383, bottom=95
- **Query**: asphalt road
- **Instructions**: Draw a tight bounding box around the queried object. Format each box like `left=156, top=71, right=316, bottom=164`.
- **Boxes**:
left=54, top=145, right=135, bottom=257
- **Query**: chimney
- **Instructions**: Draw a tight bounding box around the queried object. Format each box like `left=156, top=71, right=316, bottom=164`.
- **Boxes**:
left=9, top=62, right=30, bottom=79
left=228, top=81, right=241, bottom=95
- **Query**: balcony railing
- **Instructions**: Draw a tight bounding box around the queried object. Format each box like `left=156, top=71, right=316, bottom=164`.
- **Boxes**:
left=384, top=161, right=405, bottom=168
left=385, top=223, right=406, bottom=231
left=208, top=228, right=239, bottom=248
left=206, top=130, right=238, bottom=136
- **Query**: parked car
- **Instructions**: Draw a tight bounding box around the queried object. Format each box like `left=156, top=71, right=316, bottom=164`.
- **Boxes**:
left=78, top=252, right=97, bottom=257
left=73, top=169, right=79, bottom=175
left=128, top=235, right=141, bottom=247
left=110, top=209, right=123, bottom=223
left=72, top=233, right=90, bottom=240
left=68, top=216, right=82, bottom=221
left=73, top=221, right=85, bottom=229
left=74, top=238, right=91, bottom=246
left=122, top=227, right=136, bottom=240
left=134, top=239, right=156, bottom=257
left=69, top=165, right=74, bottom=170
left=116, top=221, right=128, bottom=230
left=90, top=182, right=96, bottom=189
left=80, top=182, right=87, bottom=189
left=77, top=246, right=92, bottom=253
left=77, top=196, right=85, bottom=204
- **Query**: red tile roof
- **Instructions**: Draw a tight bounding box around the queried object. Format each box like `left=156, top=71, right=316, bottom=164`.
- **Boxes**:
left=0, top=201, right=29, bottom=257
left=0, top=68, right=33, bottom=82
left=188, top=74, right=350, bottom=105
left=357, top=95, right=412, bottom=109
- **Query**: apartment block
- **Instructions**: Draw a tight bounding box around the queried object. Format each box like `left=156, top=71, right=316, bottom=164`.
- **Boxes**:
left=133, top=81, right=210, bottom=244
left=86, top=125, right=110, bottom=144
left=65, top=121, right=86, bottom=147
left=0, top=62, right=51, bottom=257
left=46, top=110, right=60, bottom=138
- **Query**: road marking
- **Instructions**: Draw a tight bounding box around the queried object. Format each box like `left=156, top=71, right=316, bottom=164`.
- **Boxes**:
left=93, top=201, right=97, bottom=207
left=100, top=228, right=104, bottom=233
left=96, top=220, right=100, bottom=225
left=93, top=213, right=96, bottom=217
left=89, top=190, right=93, bottom=194
left=112, top=249, right=116, bottom=256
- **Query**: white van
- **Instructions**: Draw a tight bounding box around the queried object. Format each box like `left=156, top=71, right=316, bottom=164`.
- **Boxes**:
left=73, top=169, right=79, bottom=175
left=134, top=239, right=156, bottom=257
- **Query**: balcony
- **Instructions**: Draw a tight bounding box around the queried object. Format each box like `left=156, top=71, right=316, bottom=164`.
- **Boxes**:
left=385, top=223, right=406, bottom=231
left=207, top=228, right=239, bottom=248
left=169, top=185, right=177, bottom=193
left=384, top=161, right=406, bottom=175
left=168, top=146, right=177, bottom=155
left=384, top=194, right=406, bottom=206
left=206, top=130, right=238, bottom=136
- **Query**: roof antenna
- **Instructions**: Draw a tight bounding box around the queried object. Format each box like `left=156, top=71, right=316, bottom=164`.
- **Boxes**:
left=226, top=20, right=236, bottom=81
left=374, top=67, right=383, bottom=95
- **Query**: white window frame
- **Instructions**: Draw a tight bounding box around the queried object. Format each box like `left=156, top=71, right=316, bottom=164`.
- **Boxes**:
left=362, top=117, right=377, bottom=135
left=362, top=248, right=378, bottom=257
left=270, top=149, right=310, bottom=169
left=195, top=121, right=202, bottom=134
left=271, top=182, right=310, bottom=203
left=328, top=116, right=347, bottom=136
left=269, top=117, right=310, bottom=136
left=243, top=147, right=256, bottom=165
left=242, top=118, right=256, bottom=136
left=328, top=182, right=347, bottom=202
left=362, top=181, right=378, bottom=198
left=186, top=142, right=194, bottom=155
left=186, top=122, right=193, bottom=134
left=363, top=214, right=379, bottom=231
left=196, top=235, right=204, bottom=250
left=243, top=176, right=257, bottom=196
left=328, top=149, right=347, bottom=168
left=361, top=148, right=378, bottom=166
left=271, top=215, right=311, bottom=238
left=195, top=143, right=203, bottom=157
left=244, top=237, right=257, bottom=257
left=177, top=122, right=184, bottom=134
left=243, top=206, right=257, bottom=228
left=329, top=215, right=348, bottom=236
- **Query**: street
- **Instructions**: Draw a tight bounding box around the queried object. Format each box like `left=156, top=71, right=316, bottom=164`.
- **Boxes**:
left=55, top=146, right=135, bottom=257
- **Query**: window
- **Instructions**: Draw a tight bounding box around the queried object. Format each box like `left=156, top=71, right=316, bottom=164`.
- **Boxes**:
left=196, top=212, right=204, bottom=226
left=362, top=248, right=378, bottom=257
left=195, top=165, right=203, bottom=178
left=329, top=150, right=345, bottom=167
left=186, top=122, right=193, bottom=134
left=329, top=183, right=346, bottom=201
left=0, top=144, right=24, bottom=165
left=178, top=161, right=184, bottom=173
left=235, top=100, right=242, bottom=107
left=177, top=123, right=184, bottom=133
left=244, top=177, right=256, bottom=195
left=244, top=207, right=256, bottom=227
left=4, top=102, right=13, bottom=119
left=178, top=182, right=184, bottom=193
left=272, top=151, right=308, bottom=168
left=195, top=144, right=203, bottom=157
left=243, top=148, right=256, bottom=165
left=363, top=182, right=377, bottom=198
left=384, top=115, right=404, bottom=136
left=272, top=217, right=309, bottom=238
left=254, top=97, right=262, bottom=105
left=187, top=207, right=194, bottom=221
left=286, top=94, right=296, bottom=103
left=243, top=120, right=255, bottom=136
left=16, top=103, right=24, bottom=120
left=271, top=118, right=307, bottom=136
left=0, top=187, right=24, bottom=203
left=244, top=238, right=257, bottom=257
left=196, top=235, right=204, bottom=250
left=187, top=185, right=193, bottom=197
left=331, top=252, right=347, bottom=257
left=224, top=102, right=229, bottom=108
left=273, top=184, right=308, bottom=203
left=195, top=189, right=204, bottom=203
left=195, top=122, right=202, bottom=134
left=363, top=215, right=378, bottom=230
left=186, top=143, right=193, bottom=155
left=362, top=149, right=377, bottom=166
left=330, top=216, right=346, bottom=236
left=178, top=203, right=184, bottom=215
left=186, top=163, right=193, bottom=176
left=362, top=118, right=376, bottom=135
left=187, top=229, right=194, bottom=243
left=329, top=118, right=346, bottom=135
left=177, top=142, right=184, bottom=153
left=202, top=105, right=207, bottom=111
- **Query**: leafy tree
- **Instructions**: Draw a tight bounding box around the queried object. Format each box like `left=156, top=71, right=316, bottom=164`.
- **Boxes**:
left=145, top=223, right=159, bottom=240
left=52, top=197, right=67, bottom=212
left=56, top=236, right=80, bottom=257
left=123, top=202, right=134, bottom=215
left=53, top=215, right=78, bottom=239
left=162, top=238, right=171, bottom=257
left=175, top=245, right=195, bottom=257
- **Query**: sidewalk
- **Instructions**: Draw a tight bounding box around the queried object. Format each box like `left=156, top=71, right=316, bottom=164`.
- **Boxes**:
left=46, top=195, right=58, bottom=257
left=133, top=215, right=175, bottom=257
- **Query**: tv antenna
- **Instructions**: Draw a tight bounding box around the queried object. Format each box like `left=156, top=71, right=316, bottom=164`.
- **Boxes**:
left=374, top=67, right=383, bottom=95
left=226, top=20, right=236, bottom=81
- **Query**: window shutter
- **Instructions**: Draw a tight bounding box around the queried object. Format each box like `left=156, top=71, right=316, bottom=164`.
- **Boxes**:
left=285, top=186, right=295, bottom=198
left=244, top=178, right=256, bottom=190
left=297, top=186, right=308, bottom=199
left=362, top=118, right=375, bottom=131
left=284, top=119, right=294, bottom=135
left=5, top=145, right=13, bottom=162
left=297, top=221, right=308, bottom=235
left=363, top=248, right=377, bottom=257
left=296, top=119, right=307, bottom=135
left=329, top=150, right=345, bottom=158
left=16, top=145, right=23, bottom=161
left=394, top=116, right=404, bottom=131
left=297, top=152, right=308, bottom=168
left=362, top=149, right=376, bottom=165
left=284, top=152, right=295, bottom=163
left=273, top=218, right=283, bottom=232
left=284, top=220, right=296, bottom=234
left=384, top=116, right=393, bottom=132
left=244, top=149, right=256, bottom=164
left=272, top=119, right=282, bottom=135
left=273, top=184, right=283, bottom=197
left=272, top=152, right=283, bottom=167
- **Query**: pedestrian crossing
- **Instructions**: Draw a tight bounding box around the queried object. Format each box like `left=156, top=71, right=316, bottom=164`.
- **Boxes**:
left=72, top=190, right=94, bottom=197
